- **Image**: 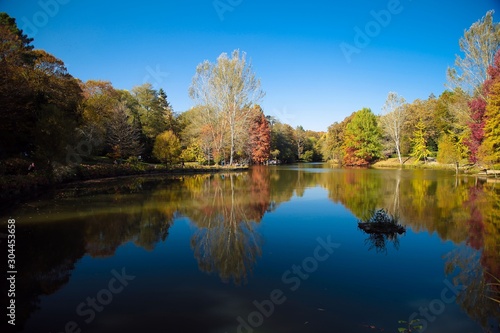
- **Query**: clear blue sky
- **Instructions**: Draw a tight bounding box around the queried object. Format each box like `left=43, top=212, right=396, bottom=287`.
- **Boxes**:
left=1, top=0, right=499, bottom=131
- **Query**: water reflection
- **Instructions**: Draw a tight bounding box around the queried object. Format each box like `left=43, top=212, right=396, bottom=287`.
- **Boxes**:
left=357, top=209, right=406, bottom=254
left=182, top=173, right=266, bottom=285
left=2, top=165, right=500, bottom=331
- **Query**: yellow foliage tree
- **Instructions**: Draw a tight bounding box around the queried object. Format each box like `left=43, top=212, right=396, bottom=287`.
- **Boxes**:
left=153, top=130, right=181, bottom=166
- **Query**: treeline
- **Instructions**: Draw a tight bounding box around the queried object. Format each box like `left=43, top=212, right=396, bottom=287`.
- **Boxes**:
left=320, top=10, right=500, bottom=168
left=0, top=13, right=322, bottom=175
left=2, top=10, right=499, bottom=174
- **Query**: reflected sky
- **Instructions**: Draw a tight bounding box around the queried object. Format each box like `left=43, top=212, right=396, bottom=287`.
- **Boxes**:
left=2, top=165, right=499, bottom=333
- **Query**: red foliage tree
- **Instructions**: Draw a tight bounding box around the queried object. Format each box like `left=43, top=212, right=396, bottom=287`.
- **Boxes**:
left=466, top=49, right=500, bottom=163
left=465, top=97, right=486, bottom=163
left=249, top=108, right=271, bottom=165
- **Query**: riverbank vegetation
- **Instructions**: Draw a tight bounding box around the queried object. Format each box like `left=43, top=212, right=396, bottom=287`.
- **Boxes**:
left=1, top=10, right=499, bottom=191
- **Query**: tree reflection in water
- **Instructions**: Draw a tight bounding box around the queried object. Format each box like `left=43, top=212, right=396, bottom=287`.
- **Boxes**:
left=3, top=166, right=500, bottom=330
left=357, top=209, right=406, bottom=254
left=185, top=172, right=268, bottom=285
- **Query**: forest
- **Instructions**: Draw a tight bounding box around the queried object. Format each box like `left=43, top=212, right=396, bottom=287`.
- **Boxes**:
left=0, top=10, right=499, bottom=178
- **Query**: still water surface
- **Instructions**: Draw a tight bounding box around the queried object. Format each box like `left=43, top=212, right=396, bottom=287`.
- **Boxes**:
left=3, top=164, right=500, bottom=333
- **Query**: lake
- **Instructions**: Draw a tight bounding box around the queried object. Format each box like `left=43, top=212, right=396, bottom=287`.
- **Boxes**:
left=2, top=164, right=499, bottom=333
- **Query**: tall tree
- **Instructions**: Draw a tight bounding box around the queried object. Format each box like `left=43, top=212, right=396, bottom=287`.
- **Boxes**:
left=132, top=83, right=165, bottom=140
left=249, top=106, right=271, bottom=164
left=479, top=79, right=500, bottom=165
left=158, top=88, right=176, bottom=133
left=410, top=119, right=431, bottom=164
left=295, top=125, right=306, bottom=160
left=106, top=102, right=143, bottom=159
left=380, top=92, right=407, bottom=164
left=270, top=122, right=296, bottom=163
left=189, top=50, right=264, bottom=165
left=79, top=80, right=120, bottom=154
left=1, top=14, right=82, bottom=162
left=342, top=108, right=382, bottom=166
left=447, top=10, right=500, bottom=98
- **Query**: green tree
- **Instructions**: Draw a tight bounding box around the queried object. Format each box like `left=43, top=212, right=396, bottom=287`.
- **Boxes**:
left=342, top=108, right=382, bottom=166
left=132, top=83, right=167, bottom=140
left=410, top=119, right=431, bottom=163
left=158, top=88, right=177, bottom=133
left=270, top=121, right=296, bottom=163
left=153, top=130, right=181, bottom=166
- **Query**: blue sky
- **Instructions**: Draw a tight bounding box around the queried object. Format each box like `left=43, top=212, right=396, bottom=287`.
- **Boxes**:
left=1, top=0, right=499, bottom=131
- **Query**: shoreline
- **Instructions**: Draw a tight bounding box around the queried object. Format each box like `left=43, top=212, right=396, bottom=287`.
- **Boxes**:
left=0, top=162, right=249, bottom=210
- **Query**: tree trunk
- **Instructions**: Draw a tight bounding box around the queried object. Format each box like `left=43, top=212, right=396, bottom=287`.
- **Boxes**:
left=396, top=144, right=402, bottom=165
left=229, top=125, right=235, bottom=165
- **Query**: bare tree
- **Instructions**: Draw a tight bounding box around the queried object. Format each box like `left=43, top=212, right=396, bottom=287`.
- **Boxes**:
left=189, top=50, right=264, bottom=165
left=107, top=102, right=143, bottom=159
left=447, top=10, right=500, bottom=98
left=380, top=92, right=407, bottom=165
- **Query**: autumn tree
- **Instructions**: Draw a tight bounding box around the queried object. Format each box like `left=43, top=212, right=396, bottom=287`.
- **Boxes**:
left=106, top=102, right=143, bottom=159
left=152, top=130, right=181, bottom=166
left=189, top=50, right=264, bottom=165
left=410, top=119, right=431, bottom=163
left=0, top=13, right=35, bottom=157
left=321, top=114, right=353, bottom=164
left=249, top=106, right=271, bottom=164
left=447, top=10, right=500, bottom=98
left=380, top=92, right=407, bottom=164
left=79, top=80, right=120, bottom=155
left=0, top=14, right=83, bottom=164
left=479, top=80, right=500, bottom=164
left=342, top=108, right=382, bottom=166
left=438, top=131, right=469, bottom=173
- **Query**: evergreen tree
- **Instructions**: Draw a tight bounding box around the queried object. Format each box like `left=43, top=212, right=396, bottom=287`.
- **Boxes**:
left=410, top=119, right=431, bottom=163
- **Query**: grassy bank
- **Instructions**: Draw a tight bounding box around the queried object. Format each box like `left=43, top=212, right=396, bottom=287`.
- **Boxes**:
left=0, top=157, right=248, bottom=205
left=371, top=157, right=482, bottom=172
